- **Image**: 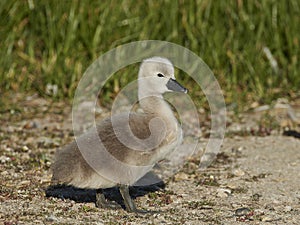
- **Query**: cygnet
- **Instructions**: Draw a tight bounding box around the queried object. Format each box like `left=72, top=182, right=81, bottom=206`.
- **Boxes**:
left=51, top=57, right=188, bottom=213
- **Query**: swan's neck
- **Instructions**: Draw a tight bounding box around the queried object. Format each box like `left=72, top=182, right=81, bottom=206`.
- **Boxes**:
left=138, top=94, right=177, bottom=125
left=138, top=94, right=181, bottom=164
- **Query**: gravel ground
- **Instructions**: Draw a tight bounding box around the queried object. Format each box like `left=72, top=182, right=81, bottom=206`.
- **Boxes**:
left=1, top=94, right=300, bottom=224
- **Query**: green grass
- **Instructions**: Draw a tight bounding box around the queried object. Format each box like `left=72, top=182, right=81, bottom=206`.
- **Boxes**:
left=0, top=0, right=299, bottom=110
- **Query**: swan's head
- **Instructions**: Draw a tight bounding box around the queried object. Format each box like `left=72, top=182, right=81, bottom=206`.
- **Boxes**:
left=138, top=57, right=188, bottom=98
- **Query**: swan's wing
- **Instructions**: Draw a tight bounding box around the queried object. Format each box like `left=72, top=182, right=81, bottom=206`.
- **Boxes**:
left=51, top=113, right=154, bottom=186
left=95, top=113, right=167, bottom=164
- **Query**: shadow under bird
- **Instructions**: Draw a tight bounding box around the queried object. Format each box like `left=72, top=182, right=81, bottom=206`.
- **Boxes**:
left=51, top=57, right=188, bottom=213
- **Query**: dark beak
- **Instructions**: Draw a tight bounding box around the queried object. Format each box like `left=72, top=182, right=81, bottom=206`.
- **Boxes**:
left=166, top=78, right=188, bottom=93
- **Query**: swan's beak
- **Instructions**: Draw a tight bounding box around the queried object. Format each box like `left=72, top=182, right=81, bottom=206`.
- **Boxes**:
left=166, top=78, right=188, bottom=93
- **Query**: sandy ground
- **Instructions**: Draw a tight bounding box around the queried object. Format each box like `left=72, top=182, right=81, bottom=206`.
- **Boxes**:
left=1, top=94, right=300, bottom=224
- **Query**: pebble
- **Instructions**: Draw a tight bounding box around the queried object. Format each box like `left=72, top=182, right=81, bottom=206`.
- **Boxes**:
left=23, top=121, right=39, bottom=129
left=226, top=183, right=237, bottom=189
left=254, top=105, right=270, bottom=112
left=46, top=214, right=59, bottom=222
left=37, top=137, right=60, bottom=148
left=252, top=193, right=261, bottom=201
left=1, top=171, right=9, bottom=176
left=174, top=172, right=189, bottom=181
left=217, top=188, right=231, bottom=198
left=22, top=145, right=29, bottom=152
left=232, top=168, right=245, bottom=177
left=6, top=125, right=17, bottom=133
left=234, top=207, right=251, bottom=216
left=284, top=205, right=292, bottom=212
left=18, top=180, right=31, bottom=186
left=261, top=216, right=273, bottom=222
left=0, top=156, right=11, bottom=163
left=264, top=203, right=275, bottom=211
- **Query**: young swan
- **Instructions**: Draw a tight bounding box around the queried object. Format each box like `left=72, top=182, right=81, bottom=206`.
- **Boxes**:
left=51, top=57, right=188, bottom=213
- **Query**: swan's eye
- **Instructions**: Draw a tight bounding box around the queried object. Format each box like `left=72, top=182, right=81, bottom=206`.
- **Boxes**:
left=157, top=73, right=164, bottom=77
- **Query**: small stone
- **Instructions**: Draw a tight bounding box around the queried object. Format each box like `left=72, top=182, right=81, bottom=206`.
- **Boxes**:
left=45, top=83, right=58, bottom=96
left=0, top=156, right=11, bottom=163
left=232, top=168, right=245, bottom=177
left=46, top=214, right=59, bottom=222
left=23, top=121, right=38, bottom=129
left=217, top=188, right=231, bottom=198
left=265, top=203, right=275, bottom=211
left=284, top=205, right=292, bottom=212
left=4, top=146, right=13, bottom=152
left=234, top=207, right=251, bottom=216
left=22, top=145, right=29, bottom=152
left=226, top=183, right=237, bottom=189
left=237, top=146, right=244, bottom=151
left=254, top=105, right=270, bottom=112
left=261, top=216, right=273, bottom=222
left=18, top=180, right=31, bottom=186
left=174, top=172, right=189, bottom=181
left=37, top=137, right=60, bottom=148
left=1, top=171, right=9, bottom=176
left=251, top=101, right=259, bottom=108
left=6, top=126, right=16, bottom=133
left=251, top=193, right=261, bottom=201
left=40, top=178, right=51, bottom=184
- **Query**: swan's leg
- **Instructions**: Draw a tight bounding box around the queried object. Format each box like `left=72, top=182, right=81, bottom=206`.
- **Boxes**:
left=119, top=184, right=149, bottom=213
left=119, top=185, right=137, bottom=211
left=95, top=189, right=121, bottom=209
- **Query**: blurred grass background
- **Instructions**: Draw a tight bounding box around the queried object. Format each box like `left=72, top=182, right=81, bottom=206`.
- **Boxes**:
left=0, top=0, right=299, bottom=110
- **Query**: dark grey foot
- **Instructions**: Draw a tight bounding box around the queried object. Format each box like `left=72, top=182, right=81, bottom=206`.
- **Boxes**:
left=119, top=185, right=160, bottom=214
left=95, top=189, right=121, bottom=209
